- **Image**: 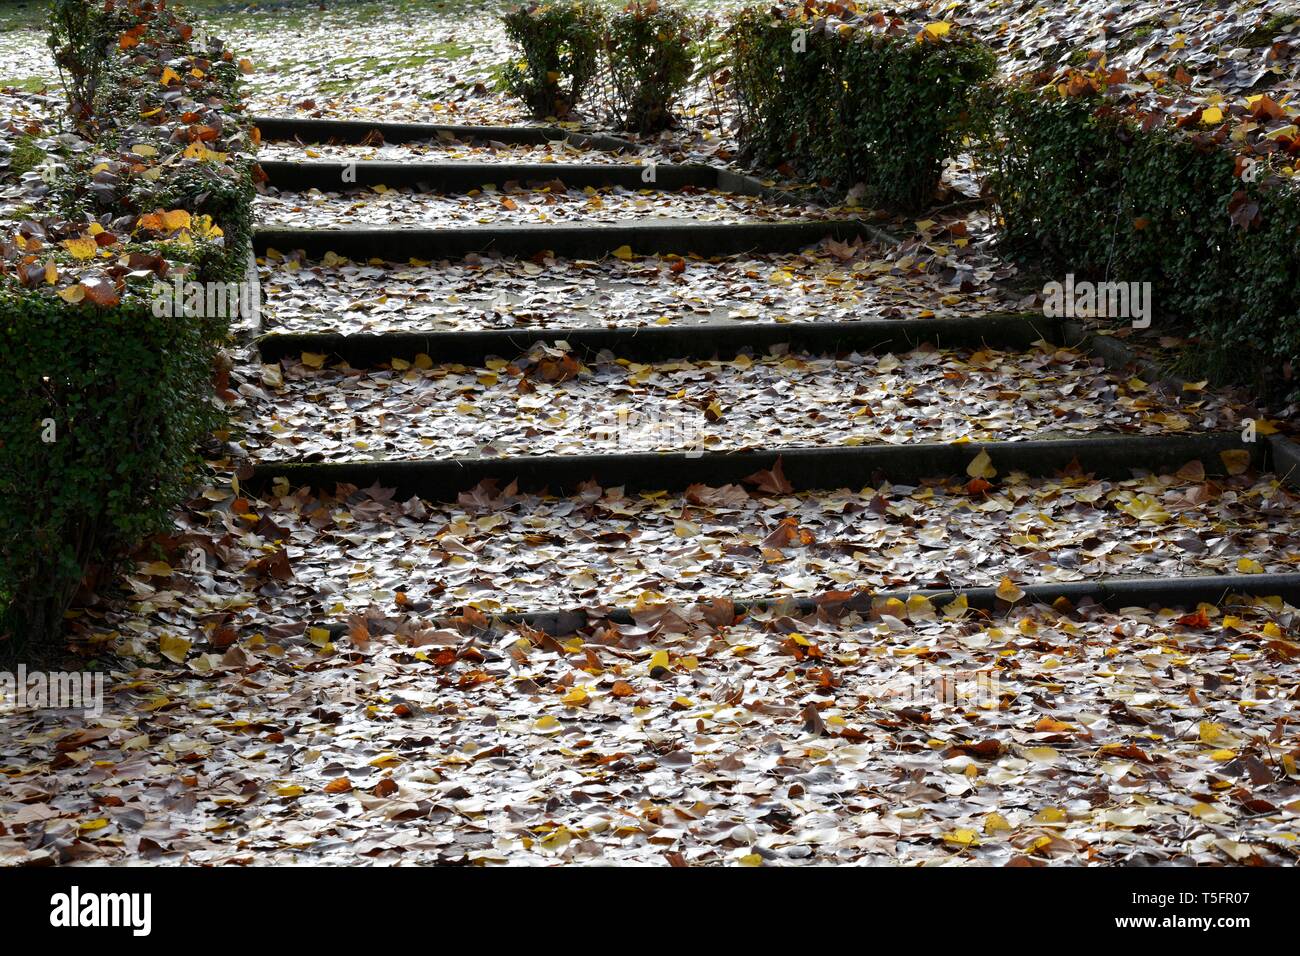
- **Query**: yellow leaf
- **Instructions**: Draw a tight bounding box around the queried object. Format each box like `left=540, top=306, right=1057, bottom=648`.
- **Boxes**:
left=966, top=449, right=996, bottom=479
left=182, top=142, right=225, bottom=162
left=920, top=22, right=952, bottom=42
left=1034, top=806, right=1066, bottom=823
left=1024, top=746, right=1059, bottom=764
left=301, top=352, right=327, bottom=369
left=1236, top=557, right=1264, bottom=574
left=612, top=244, right=636, bottom=261
left=159, top=633, right=191, bottom=663
left=942, top=594, right=970, bottom=619
left=906, top=594, right=936, bottom=621
left=984, top=812, right=1012, bottom=834
left=308, top=626, right=331, bottom=647
left=1201, top=106, right=1224, bottom=124
left=942, top=828, right=979, bottom=847
left=560, top=686, right=589, bottom=707
left=996, top=577, right=1025, bottom=604
left=62, top=237, right=98, bottom=260
left=648, top=649, right=670, bottom=674
left=160, top=66, right=181, bottom=85
left=276, top=785, right=306, bottom=797
left=79, top=818, right=110, bottom=832
left=1117, top=493, right=1170, bottom=524
left=161, top=209, right=192, bottom=232
left=1199, top=721, right=1225, bottom=744
left=1220, top=449, right=1251, bottom=475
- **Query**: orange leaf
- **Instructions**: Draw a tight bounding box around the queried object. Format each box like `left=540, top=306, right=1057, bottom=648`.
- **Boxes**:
left=1176, top=610, right=1212, bottom=629
left=161, top=209, right=192, bottom=232
left=1034, top=717, right=1074, bottom=733
left=79, top=276, right=120, bottom=308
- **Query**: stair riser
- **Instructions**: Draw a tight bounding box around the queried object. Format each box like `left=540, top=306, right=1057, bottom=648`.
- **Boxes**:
left=260, top=160, right=724, bottom=192
left=255, top=314, right=1057, bottom=365
left=333, top=573, right=1300, bottom=636
left=251, top=115, right=634, bottom=151
left=248, top=433, right=1263, bottom=500
left=254, top=221, right=876, bottom=260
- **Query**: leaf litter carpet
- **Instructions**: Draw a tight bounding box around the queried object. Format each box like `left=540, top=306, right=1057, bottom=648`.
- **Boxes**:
left=5, top=0, right=1300, bottom=864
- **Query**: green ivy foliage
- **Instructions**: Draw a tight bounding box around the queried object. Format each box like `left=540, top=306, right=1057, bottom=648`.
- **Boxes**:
left=982, top=85, right=1300, bottom=398
left=728, top=8, right=995, bottom=211
left=501, top=1, right=606, bottom=118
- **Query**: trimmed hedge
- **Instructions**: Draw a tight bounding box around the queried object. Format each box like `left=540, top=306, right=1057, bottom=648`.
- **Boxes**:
left=501, top=1, right=606, bottom=118
left=0, top=0, right=254, bottom=656
left=604, top=1, right=700, bottom=133
left=982, top=77, right=1300, bottom=397
left=0, top=295, right=219, bottom=649
left=727, top=6, right=995, bottom=211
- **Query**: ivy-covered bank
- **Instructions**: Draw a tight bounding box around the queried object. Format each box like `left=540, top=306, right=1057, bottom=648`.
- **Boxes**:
left=0, top=0, right=255, bottom=655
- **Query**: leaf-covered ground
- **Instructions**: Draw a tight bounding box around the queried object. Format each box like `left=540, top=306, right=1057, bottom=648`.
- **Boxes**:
left=4, top=594, right=1298, bottom=865
left=256, top=181, right=828, bottom=227
left=257, top=134, right=636, bottom=164
left=0, top=88, right=68, bottom=224
left=5, top=0, right=1300, bottom=867
left=241, top=344, right=1241, bottom=462
left=43, top=464, right=1300, bottom=636
left=259, top=226, right=1022, bottom=333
